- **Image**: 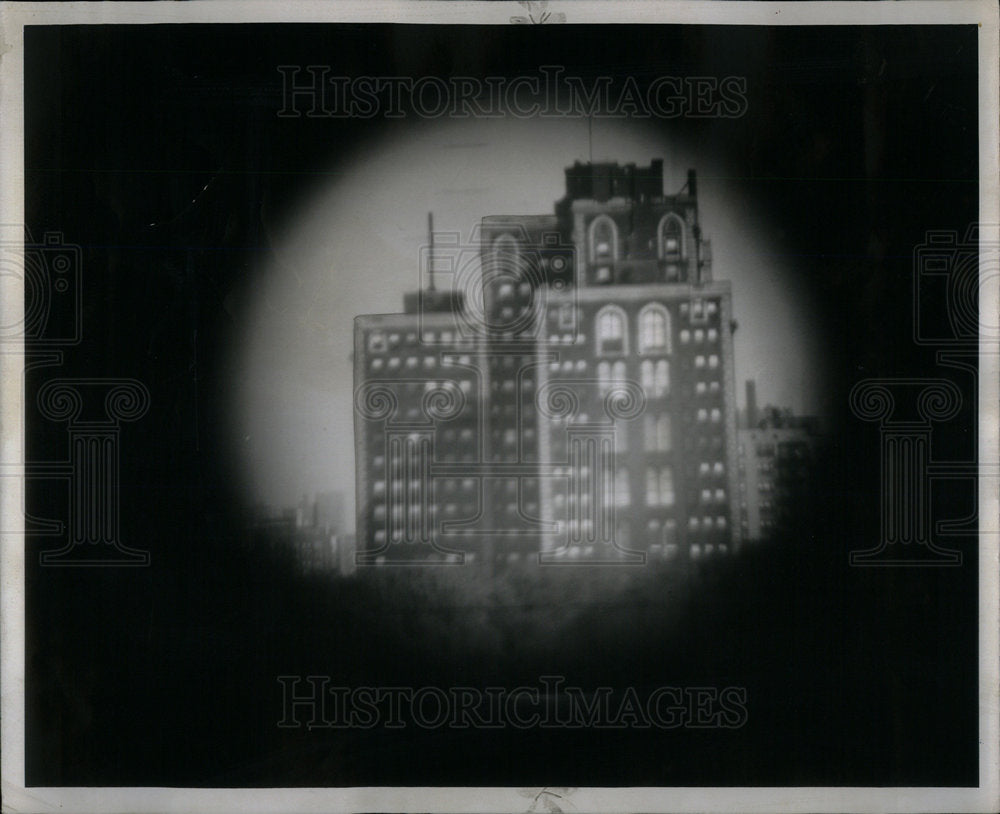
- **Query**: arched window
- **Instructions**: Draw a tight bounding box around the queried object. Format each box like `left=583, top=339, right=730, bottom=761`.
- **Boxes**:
left=492, top=233, right=520, bottom=272
left=595, top=305, right=627, bottom=356
left=657, top=213, right=685, bottom=260
left=588, top=215, right=619, bottom=263
left=638, top=304, right=671, bottom=354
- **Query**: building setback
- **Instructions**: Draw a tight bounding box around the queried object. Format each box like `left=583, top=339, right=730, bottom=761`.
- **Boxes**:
left=354, top=159, right=740, bottom=564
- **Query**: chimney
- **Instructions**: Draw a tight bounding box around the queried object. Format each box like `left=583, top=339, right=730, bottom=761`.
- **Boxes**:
left=427, top=211, right=436, bottom=292
left=687, top=168, right=697, bottom=199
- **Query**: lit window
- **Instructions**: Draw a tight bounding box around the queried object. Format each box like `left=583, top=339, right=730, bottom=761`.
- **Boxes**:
left=701, top=488, right=712, bottom=503
left=638, top=304, right=670, bottom=354
left=368, top=333, right=387, bottom=353
left=595, top=305, right=627, bottom=356
left=656, top=415, right=671, bottom=451
left=492, top=234, right=520, bottom=274
left=646, top=466, right=674, bottom=505
left=707, top=328, right=718, bottom=342
left=371, top=358, right=384, bottom=371
left=615, top=467, right=630, bottom=507
left=588, top=215, right=619, bottom=264
left=713, top=462, right=725, bottom=475
left=611, top=360, right=626, bottom=384
left=654, top=360, right=669, bottom=397
left=498, top=283, right=513, bottom=300
left=711, top=408, right=721, bottom=423
left=694, top=329, right=704, bottom=343
left=697, top=408, right=708, bottom=423
left=598, top=361, right=611, bottom=392
left=690, top=299, right=707, bottom=324
left=699, top=462, right=711, bottom=476
left=695, top=382, right=706, bottom=395
left=708, top=355, right=719, bottom=369
left=659, top=466, right=675, bottom=505
left=715, top=488, right=726, bottom=502
left=641, top=360, right=654, bottom=392
left=558, top=303, right=574, bottom=329
left=680, top=329, right=691, bottom=344
left=657, top=213, right=684, bottom=260
left=646, top=467, right=659, bottom=506
left=695, top=355, right=706, bottom=369
left=615, top=422, right=628, bottom=453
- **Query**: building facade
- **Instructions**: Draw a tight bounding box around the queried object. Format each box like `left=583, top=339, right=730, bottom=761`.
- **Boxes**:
left=737, top=404, right=823, bottom=542
left=354, top=159, right=740, bottom=565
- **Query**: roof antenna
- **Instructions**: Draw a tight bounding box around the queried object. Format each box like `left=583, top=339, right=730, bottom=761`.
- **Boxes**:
left=427, top=211, right=436, bottom=292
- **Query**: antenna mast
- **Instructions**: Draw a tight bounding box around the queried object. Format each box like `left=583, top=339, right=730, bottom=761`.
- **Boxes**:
left=427, top=211, right=436, bottom=292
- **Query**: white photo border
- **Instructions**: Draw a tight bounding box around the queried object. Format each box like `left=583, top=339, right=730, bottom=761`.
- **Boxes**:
left=1, top=2, right=997, bottom=812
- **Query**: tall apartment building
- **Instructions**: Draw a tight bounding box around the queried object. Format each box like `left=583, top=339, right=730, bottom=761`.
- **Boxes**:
left=354, top=159, right=740, bottom=565
left=354, top=286, right=492, bottom=564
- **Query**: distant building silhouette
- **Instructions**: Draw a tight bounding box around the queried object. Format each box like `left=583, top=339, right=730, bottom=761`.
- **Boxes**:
left=737, top=379, right=823, bottom=542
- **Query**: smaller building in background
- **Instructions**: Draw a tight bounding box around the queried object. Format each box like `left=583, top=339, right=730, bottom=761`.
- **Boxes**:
left=737, top=380, right=824, bottom=543
left=251, top=490, right=354, bottom=575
